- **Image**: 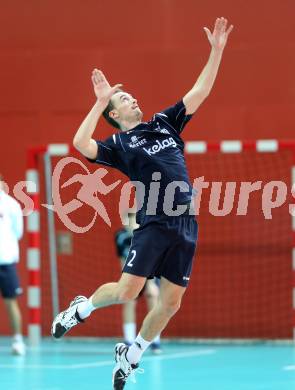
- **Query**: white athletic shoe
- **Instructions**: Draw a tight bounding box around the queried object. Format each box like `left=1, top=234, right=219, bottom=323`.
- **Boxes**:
left=112, top=343, right=143, bottom=390
left=51, top=295, right=87, bottom=339
left=11, top=340, right=26, bottom=356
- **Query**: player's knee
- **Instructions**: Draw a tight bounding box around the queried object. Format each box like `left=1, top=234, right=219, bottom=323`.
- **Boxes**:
left=162, top=298, right=181, bottom=317
left=145, top=290, right=158, bottom=300
left=145, top=282, right=159, bottom=299
left=117, top=287, right=138, bottom=303
left=147, top=288, right=159, bottom=299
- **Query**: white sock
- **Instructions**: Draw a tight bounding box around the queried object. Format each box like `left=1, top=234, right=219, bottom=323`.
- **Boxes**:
left=126, top=333, right=151, bottom=364
left=153, top=334, right=161, bottom=344
left=77, top=298, right=95, bottom=320
left=123, top=323, right=136, bottom=344
left=13, top=334, right=23, bottom=342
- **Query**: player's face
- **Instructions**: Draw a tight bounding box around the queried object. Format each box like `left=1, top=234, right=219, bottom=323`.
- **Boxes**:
left=110, top=92, right=143, bottom=129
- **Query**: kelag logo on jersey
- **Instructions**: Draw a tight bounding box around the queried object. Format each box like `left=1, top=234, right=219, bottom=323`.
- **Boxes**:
left=128, top=135, right=147, bottom=148
left=143, top=137, right=177, bottom=156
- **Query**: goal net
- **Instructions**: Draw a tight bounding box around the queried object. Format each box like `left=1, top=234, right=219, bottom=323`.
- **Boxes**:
left=28, top=140, right=295, bottom=341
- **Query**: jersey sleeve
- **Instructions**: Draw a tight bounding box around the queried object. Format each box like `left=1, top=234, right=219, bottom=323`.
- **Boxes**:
left=157, top=100, right=193, bottom=134
left=86, top=135, right=119, bottom=168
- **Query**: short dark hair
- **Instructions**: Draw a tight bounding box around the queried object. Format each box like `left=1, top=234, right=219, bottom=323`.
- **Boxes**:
left=102, top=90, right=123, bottom=130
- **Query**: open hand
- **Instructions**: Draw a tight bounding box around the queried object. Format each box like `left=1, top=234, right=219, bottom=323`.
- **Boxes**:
left=204, top=17, right=233, bottom=51
left=91, top=69, right=122, bottom=104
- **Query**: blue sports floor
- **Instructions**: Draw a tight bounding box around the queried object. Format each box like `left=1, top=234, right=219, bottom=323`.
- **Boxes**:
left=1, top=338, right=295, bottom=390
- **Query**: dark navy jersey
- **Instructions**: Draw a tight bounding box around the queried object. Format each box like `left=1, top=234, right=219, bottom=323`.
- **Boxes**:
left=114, top=228, right=133, bottom=260
left=87, top=100, right=194, bottom=223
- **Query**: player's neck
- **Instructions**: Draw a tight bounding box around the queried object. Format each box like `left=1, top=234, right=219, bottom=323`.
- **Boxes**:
left=120, top=119, right=142, bottom=132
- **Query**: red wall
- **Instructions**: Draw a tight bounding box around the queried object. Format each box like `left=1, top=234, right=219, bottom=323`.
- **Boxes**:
left=0, top=0, right=294, bottom=337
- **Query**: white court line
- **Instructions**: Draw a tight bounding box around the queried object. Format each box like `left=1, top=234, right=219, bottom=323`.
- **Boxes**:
left=283, top=365, right=295, bottom=371
left=0, top=349, right=216, bottom=370
left=0, top=346, right=112, bottom=354
left=143, top=349, right=215, bottom=362
left=0, top=346, right=113, bottom=356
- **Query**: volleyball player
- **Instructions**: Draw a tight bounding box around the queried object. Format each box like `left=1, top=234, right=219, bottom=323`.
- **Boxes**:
left=52, top=17, right=233, bottom=389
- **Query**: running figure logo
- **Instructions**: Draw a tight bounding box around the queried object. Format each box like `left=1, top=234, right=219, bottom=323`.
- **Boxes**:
left=43, top=157, right=121, bottom=232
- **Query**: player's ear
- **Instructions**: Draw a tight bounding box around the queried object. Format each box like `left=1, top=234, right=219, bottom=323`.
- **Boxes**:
left=109, top=109, right=119, bottom=120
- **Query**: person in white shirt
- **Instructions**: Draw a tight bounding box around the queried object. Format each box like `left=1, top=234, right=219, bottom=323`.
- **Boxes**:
left=0, top=174, right=26, bottom=356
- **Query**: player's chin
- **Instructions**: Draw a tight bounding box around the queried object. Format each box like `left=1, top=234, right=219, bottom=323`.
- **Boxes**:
left=135, top=109, right=143, bottom=120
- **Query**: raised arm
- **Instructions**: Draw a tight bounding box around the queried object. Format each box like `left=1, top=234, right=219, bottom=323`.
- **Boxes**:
left=183, top=17, right=233, bottom=115
left=73, top=69, right=122, bottom=159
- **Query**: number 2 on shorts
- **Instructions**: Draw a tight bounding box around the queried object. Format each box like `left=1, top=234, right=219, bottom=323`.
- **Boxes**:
left=127, top=250, right=136, bottom=267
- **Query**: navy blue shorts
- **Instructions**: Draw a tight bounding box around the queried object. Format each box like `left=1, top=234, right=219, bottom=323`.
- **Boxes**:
left=122, top=214, right=198, bottom=287
left=0, top=264, right=22, bottom=299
